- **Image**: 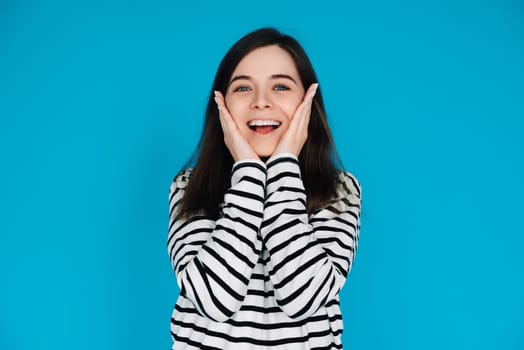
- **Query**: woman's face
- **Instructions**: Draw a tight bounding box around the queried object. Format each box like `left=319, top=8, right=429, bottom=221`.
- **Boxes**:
left=225, top=45, right=305, bottom=158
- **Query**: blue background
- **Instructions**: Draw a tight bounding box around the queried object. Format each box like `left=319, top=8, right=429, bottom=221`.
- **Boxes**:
left=2, top=0, right=523, bottom=349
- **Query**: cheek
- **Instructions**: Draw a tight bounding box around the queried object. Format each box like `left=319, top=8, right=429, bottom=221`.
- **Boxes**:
left=281, top=97, right=303, bottom=118
left=224, top=98, right=238, bottom=120
left=224, top=96, right=245, bottom=120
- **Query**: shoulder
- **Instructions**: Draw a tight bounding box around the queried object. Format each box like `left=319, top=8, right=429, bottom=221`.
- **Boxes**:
left=336, top=171, right=362, bottom=202
left=169, top=168, right=194, bottom=193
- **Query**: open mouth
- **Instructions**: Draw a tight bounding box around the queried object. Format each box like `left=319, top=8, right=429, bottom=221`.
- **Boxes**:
left=248, top=119, right=281, bottom=134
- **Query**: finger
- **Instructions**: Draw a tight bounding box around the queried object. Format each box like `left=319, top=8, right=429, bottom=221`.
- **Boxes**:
left=303, top=83, right=318, bottom=115
left=294, top=83, right=318, bottom=136
left=295, top=101, right=312, bottom=134
left=214, top=91, right=228, bottom=132
left=214, top=91, right=258, bottom=161
left=305, top=83, right=318, bottom=112
left=295, top=83, right=318, bottom=115
left=290, top=83, right=318, bottom=128
left=214, top=90, right=226, bottom=110
left=214, top=91, right=236, bottom=131
left=306, top=83, right=318, bottom=101
left=308, top=83, right=318, bottom=99
left=298, top=83, right=318, bottom=112
left=214, top=90, right=229, bottom=118
left=302, top=83, right=318, bottom=115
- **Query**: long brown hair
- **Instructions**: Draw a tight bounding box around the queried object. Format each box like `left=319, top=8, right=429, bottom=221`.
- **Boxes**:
left=178, top=28, right=343, bottom=219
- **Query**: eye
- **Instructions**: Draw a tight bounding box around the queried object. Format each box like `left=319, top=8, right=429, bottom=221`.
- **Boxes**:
left=233, top=85, right=251, bottom=92
left=274, top=84, right=290, bottom=91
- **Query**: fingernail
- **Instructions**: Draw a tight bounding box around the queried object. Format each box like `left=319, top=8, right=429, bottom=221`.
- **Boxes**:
left=311, top=84, right=318, bottom=98
left=214, top=90, right=218, bottom=97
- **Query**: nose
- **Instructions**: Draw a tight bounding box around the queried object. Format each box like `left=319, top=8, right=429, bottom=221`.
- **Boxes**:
left=250, top=90, right=273, bottom=110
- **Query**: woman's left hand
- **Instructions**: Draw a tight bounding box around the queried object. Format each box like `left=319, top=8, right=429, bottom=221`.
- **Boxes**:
left=272, top=83, right=318, bottom=157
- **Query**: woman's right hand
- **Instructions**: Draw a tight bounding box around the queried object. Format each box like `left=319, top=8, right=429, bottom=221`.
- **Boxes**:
left=214, top=91, right=259, bottom=162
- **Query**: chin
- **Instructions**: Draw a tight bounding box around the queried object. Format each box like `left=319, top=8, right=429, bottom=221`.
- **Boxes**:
left=254, top=149, right=275, bottom=160
left=252, top=144, right=277, bottom=160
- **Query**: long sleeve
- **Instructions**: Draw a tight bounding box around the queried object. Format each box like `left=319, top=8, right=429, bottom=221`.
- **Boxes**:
left=261, top=153, right=362, bottom=321
left=167, top=160, right=266, bottom=322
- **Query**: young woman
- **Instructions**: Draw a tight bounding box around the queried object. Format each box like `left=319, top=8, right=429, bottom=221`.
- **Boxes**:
left=167, top=28, right=362, bottom=349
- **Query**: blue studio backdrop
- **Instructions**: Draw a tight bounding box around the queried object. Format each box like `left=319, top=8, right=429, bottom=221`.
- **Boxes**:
left=1, top=0, right=523, bottom=349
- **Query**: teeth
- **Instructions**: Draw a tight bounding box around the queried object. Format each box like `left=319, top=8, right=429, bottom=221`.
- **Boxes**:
left=248, top=120, right=281, bottom=127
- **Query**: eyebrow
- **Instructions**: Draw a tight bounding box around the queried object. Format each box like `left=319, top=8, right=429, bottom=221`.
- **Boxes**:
left=228, top=74, right=298, bottom=87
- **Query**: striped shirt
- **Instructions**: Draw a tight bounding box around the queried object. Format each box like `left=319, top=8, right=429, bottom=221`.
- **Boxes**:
left=167, top=153, right=362, bottom=349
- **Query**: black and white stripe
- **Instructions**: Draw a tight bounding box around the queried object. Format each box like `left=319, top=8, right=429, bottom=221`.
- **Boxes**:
left=168, top=154, right=361, bottom=349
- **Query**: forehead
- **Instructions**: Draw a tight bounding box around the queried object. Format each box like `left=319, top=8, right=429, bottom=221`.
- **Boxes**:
left=232, top=45, right=299, bottom=77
